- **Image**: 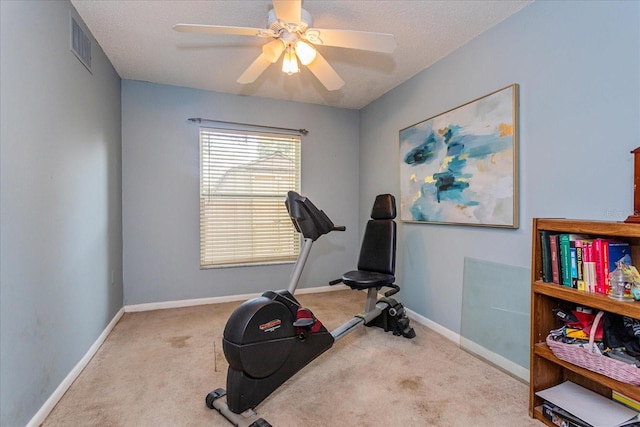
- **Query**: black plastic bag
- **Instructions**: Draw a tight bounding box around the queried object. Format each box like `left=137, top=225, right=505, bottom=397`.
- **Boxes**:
left=603, top=312, right=640, bottom=357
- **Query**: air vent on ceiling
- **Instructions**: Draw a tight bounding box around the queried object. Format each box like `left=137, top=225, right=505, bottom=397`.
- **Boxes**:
left=70, top=15, right=92, bottom=72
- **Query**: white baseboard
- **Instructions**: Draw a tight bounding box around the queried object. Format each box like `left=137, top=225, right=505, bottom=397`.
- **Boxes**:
left=26, top=307, right=125, bottom=427
left=404, top=307, right=529, bottom=383
left=124, top=284, right=351, bottom=313
left=404, top=307, right=461, bottom=344
left=460, top=337, right=530, bottom=382
left=292, top=284, right=351, bottom=295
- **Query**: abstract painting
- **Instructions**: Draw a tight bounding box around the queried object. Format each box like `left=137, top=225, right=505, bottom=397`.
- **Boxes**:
left=399, top=84, right=519, bottom=228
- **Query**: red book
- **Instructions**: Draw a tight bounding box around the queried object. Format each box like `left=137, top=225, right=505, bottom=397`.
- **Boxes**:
left=583, top=241, right=597, bottom=293
left=549, top=234, right=561, bottom=284
left=602, top=241, right=611, bottom=294
left=593, top=239, right=606, bottom=293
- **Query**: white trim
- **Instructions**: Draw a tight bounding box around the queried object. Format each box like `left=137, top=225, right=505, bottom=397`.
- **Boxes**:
left=296, top=284, right=351, bottom=294
left=26, top=307, right=125, bottom=427
left=404, top=307, right=461, bottom=343
left=124, top=284, right=351, bottom=313
left=460, top=337, right=530, bottom=382
left=405, top=307, right=529, bottom=383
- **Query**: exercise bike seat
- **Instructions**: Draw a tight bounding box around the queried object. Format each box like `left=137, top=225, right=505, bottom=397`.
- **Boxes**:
left=342, top=194, right=397, bottom=290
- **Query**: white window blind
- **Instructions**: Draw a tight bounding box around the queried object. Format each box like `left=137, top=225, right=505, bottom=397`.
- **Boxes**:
left=200, top=127, right=301, bottom=268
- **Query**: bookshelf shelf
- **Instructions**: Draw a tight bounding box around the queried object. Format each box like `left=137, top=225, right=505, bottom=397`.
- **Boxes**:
left=533, top=343, right=640, bottom=400
left=533, top=281, right=640, bottom=319
left=529, top=218, right=640, bottom=426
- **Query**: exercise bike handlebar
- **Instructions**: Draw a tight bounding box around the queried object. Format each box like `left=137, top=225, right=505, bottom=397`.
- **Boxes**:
left=384, top=285, right=400, bottom=297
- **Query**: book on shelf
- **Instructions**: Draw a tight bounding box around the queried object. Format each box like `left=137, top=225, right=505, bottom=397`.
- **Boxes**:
left=608, top=240, right=632, bottom=274
left=539, top=233, right=632, bottom=294
left=540, top=230, right=553, bottom=282
left=613, top=390, right=640, bottom=412
left=593, top=239, right=631, bottom=295
left=542, top=402, right=590, bottom=427
left=583, top=240, right=597, bottom=293
left=601, top=239, right=611, bottom=294
left=570, top=245, right=578, bottom=287
left=574, top=239, right=586, bottom=291
left=549, top=233, right=562, bottom=285
left=560, top=234, right=589, bottom=288
left=594, top=239, right=607, bottom=294
left=536, top=381, right=640, bottom=427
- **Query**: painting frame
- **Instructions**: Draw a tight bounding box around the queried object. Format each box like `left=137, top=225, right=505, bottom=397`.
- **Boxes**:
left=399, top=84, right=519, bottom=228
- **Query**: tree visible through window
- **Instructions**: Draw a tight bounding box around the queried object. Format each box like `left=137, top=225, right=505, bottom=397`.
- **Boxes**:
left=200, top=127, right=301, bottom=267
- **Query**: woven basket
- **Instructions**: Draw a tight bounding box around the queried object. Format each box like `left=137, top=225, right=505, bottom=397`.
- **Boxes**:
left=546, top=311, right=640, bottom=386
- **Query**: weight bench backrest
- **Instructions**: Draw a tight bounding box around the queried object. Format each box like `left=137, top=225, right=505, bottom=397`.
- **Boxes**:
left=356, top=194, right=396, bottom=276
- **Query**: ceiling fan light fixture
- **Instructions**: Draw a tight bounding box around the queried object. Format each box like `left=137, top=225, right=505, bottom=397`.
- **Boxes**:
left=262, top=39, right=286, bottom=63
left=282, top=45, right=299, bottom=75
left=295, top=40, right=316, bottom=65
left=174, top=0, right=395, bottom=91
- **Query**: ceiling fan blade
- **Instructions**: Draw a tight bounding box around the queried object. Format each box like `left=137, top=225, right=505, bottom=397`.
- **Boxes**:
left=306, top=51, right=344, bottom=91
left=173, top=24, right=272, bottom=37
left=272, top=0, right=301, bottom=24
left=305, top=28, right=396, bottom=53
left=237, top=53, right=273, bottom=84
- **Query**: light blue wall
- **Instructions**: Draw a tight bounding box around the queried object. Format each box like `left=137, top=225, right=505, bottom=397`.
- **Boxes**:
left=359, top=0, right=640, bottom=333
left=0, top=1, right=123, bottom=426
left=3, top=0, right=639, bottom=425
left=121, top=81, right=360, bottom=305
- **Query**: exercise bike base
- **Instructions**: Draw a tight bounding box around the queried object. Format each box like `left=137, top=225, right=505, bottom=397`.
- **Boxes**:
left=365, top=297, right=416, bottom=339
left=206, top=388, right=272, bottom=427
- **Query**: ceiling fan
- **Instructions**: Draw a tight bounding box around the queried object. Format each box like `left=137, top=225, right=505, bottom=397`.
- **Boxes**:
left=173, top=0, right=396, bottom=91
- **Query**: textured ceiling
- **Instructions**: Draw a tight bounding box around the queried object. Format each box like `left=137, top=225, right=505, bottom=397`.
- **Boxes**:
left=70, top=0, right=532, bottom=109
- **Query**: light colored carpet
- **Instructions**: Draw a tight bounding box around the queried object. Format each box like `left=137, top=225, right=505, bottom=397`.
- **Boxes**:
left=43, top=290, right=540, bottom=426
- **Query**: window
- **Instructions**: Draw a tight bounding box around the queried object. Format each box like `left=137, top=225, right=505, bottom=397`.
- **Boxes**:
left=200, top=127, right=301, bottom=268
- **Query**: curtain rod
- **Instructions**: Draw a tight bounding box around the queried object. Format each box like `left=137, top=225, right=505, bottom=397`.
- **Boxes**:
left=188, top=118, right=308, bottom=135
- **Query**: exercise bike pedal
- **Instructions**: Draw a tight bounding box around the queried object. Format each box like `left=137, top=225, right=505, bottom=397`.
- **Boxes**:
left=292, top=317, right=315, bottom=328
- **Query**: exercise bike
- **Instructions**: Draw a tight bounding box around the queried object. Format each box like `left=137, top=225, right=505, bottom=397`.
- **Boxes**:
left=205, top=191, right=415, bottom=427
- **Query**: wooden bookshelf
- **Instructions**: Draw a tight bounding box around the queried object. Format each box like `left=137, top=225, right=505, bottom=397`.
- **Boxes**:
left=530, top=218, right=640, bottom=425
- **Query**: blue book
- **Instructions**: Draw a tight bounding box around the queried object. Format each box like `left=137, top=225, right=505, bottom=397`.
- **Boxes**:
left=570, top=246, right=578, bottom=287
left=608, top=241, right=632, bottom=270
